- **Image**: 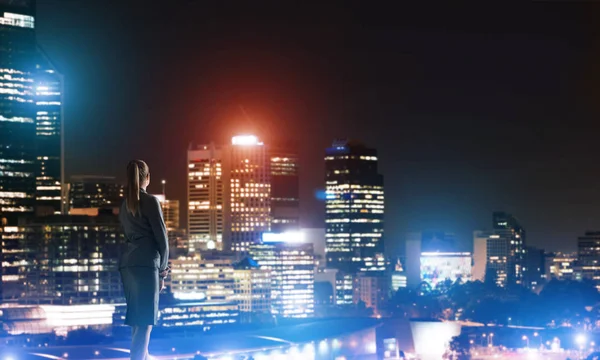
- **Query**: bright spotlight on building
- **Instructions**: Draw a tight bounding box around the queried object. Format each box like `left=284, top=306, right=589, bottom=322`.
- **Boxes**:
left=576, top=334, right=586, bottom=346
left=232, top=135, right=261, bottom=146
left=303, top=343, right=315, bottom=354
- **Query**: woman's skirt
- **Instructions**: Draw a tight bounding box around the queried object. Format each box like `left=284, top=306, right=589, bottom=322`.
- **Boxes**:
left=120, top=266, right=159, bottom=326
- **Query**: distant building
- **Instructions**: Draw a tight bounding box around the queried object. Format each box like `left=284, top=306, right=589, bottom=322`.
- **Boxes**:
left=523, top=246, right=545, bottom=291
left=577, top=231, right=600, bottom=291
left=232, top=257, right=272, bottom=322
left=391, top=260, right=407, bottom=293
left=187, top=143, right=224, bottom=252
left=187, top=136, right=271, bottom=252
left=420, top=252, right=472, bottom=289
left=269, top=143, right=299, bottom=232
left=168, top=254, right=236, bottom=302
left=68, top=175, right=124, bottom=211
left=472, top=231, right=489, bottom=282
left=473, top=212, right=526, bottom=287
left=324, top=139, right=385, bottom=304
left=545, top=252, right=577, bottom=281
left=250, top=232, right=315, bottom=318
left=405, top=231, right=461, bottom=288
left=354, top=274, right=388, bottom=316
left=1, top=214, right=124, bottom=305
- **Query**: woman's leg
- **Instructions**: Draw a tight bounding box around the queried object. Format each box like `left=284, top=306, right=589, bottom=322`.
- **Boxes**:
left=130, top=325, right=152, bottom=360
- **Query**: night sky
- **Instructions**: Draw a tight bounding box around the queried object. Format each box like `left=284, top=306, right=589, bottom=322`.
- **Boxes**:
left=35, top=1, right=600, bottom=254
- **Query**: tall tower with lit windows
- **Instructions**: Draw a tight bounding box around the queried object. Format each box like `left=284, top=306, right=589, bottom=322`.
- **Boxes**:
left=324, top=139, right=385, bottom=304
left=187, top=135, right=271, bottom=253
left=0, top=1, right=38, bottom=223
left=223, top=135, right=271, bottom=253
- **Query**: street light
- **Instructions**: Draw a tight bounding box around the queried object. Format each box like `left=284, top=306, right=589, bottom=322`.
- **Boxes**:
left=522, top=335, right=529, bottom=349
left=489, top=333, right=494, bottom=347
left=161, top=179, right=166, bottom=195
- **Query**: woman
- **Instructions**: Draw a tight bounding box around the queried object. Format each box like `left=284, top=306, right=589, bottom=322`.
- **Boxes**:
left=119, top=160, right=170, bottom=360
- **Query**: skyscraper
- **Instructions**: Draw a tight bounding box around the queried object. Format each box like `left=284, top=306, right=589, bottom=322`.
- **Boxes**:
left=34, top=51, right=63, bottom=215
left=324, top=140, right=385, bottom=276
left=473, top=212, right=526, bottom=287
left=0, top=1, right=38, bottom=224
left=223, top=135, right=271, bottom=252
left=493, top=211, right=525, bottom=286
left=250, top=232, right=314, bottom=318
left=187, top=143, right=223, bottom=252
left=188, top=135, right=271, bottom=253
left=269, top=143, right=299, bottom=232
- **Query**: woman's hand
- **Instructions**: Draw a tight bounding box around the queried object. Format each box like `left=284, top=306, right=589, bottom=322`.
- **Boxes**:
left=160, top=278, right=166, bottom=292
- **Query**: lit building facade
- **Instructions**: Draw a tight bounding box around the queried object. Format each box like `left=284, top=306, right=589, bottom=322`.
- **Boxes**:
left=224, top=135, right=271, bottom=252
left=34, top=54, right=63, bottom=216
left=1, top=214, right=124, bottom=305
left=545, top=252, right=577, bottom=280
left=269, top=143, right=299, bottom=232
left=188, top=135, right=272, bottom=252
left=169, top=254, right=236, bottom=302
left=155, top=194, right=186, bottom=257
left=250, top=233, right=314, bottom=318
left=0, top=2, right=38, bottom=223
left=324, top=139, right=385, bottom=305
left=405, top=232, right=459, bottom=288
left=232, top=257, right=272, bottom=320
left=493, top=211, right=526, bottom=286
left=68, top=176, right=123, bottom=210
left=578, top=231, right=600, bottom=291
left=354, top=274, right=388, bottom=316
left=419, top=252, right=472, bottom=289
left=187, top=143, right=223, bottom=251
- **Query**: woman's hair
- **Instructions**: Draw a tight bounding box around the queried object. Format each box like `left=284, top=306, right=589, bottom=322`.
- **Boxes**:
left=125, top=160, right=149, bottom=216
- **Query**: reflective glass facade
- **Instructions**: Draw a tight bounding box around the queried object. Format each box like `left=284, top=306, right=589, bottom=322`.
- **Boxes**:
left=578, top=232, right=600, bottom=291
left=269, top=144, right=299, bottom=233
left=34, top=55, right=62, bottom=215
left=0, top=1, right=37, bottom=222
left=250, top=241, right=314, bottom=318
left=325, top=140, right=385, bottom=304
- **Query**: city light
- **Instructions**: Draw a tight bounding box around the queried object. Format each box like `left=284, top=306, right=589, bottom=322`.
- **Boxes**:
left=262, top=231, right=306, bottom=243
left=576, top=334, right=586, bottom=346
left=232, top=135, right=261, bottom=146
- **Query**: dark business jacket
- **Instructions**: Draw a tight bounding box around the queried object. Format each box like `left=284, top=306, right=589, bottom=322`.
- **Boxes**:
left=119, top=189, right=169, bottom=272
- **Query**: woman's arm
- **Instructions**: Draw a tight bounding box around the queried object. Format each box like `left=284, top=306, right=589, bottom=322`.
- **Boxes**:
left=147, top=195, right=170, bottom=275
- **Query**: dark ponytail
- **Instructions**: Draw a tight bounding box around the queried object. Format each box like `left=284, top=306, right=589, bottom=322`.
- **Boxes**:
left=126, top=160, right=149, bottom=216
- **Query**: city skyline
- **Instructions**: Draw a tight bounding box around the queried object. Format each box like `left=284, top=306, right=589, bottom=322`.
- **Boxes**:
left=32, top=1, right=600, bottom=254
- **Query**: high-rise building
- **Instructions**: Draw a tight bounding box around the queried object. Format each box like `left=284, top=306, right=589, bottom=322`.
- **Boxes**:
left=187, top=143, right=223, bottom=252
left=523, top=245, right=545, bottom=292
left=473, top=212, right=526, bottom=287
left=577, top=231, right=600, bottom=291
left=34, top=52, right=63, bottom=216
left=250, top=232, right=314, bottom=318
left=492, top=211, right=526, bottom=286
left=1, top=214, right=124, bottom=304
left=67, top=175, right=124, bottom=211
left=0, top=1, right=38, bottom=224
left=188, top=135, right=271, bottom=253
left=224, top=135, right=271, bottom=253
left=324, top=139, right=385, bottom=304
left=269, top=143, right=299, bottom=232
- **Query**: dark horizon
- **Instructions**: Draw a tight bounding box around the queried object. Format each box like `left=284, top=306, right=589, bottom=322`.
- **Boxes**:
left=34, top=1, right=600, bottom=254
